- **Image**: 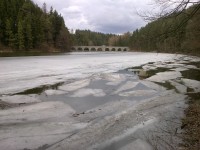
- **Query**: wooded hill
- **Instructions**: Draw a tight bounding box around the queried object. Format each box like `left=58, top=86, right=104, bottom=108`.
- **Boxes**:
left=72, top=30, right=114, bottom=46
left=0, top=0, right=72, bottom=52
left=129, top=4, right=200, bottom=54
left=72, top=30, right=131, bottom=47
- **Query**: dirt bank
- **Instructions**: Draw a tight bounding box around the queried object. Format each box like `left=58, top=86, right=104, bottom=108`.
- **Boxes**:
left=182, top=93, right=200, bottom=150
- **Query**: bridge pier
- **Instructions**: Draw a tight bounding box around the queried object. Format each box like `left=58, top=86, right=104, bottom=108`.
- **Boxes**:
left=71, top=46, right=130, bottom=52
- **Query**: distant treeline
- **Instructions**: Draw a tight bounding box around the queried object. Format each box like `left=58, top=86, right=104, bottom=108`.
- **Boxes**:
left=0, top=0, right=72, bottom=52
left=72, top=29, right=131, bottom=47
left=72, top=30, right=114, bottom=46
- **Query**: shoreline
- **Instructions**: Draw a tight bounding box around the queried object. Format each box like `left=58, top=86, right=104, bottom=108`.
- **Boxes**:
left=0, top=50, right=69, bottom=57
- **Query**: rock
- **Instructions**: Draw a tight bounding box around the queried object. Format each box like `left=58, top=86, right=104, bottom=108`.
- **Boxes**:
left=139, top=70, right=148, bottom=77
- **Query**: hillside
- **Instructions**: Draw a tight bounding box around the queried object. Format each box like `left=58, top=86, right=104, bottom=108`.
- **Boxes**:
left=0, top=0, right=72, bottom=52
left=129, top=4, right=200, bottom=55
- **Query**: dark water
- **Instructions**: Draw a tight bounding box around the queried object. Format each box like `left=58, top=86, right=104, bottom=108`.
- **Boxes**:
left=16, top=82, right=65, bottom=95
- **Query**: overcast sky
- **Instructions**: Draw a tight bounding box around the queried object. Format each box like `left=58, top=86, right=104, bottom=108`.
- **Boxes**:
left=32, top=0, right=154, bottom=34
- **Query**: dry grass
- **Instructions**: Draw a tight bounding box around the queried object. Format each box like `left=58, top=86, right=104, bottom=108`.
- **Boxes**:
left=182, top=100, right=200, bottom=150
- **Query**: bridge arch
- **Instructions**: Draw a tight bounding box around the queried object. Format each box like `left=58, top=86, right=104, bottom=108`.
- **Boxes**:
left=84, top=47, right=89, bottom=51
left=105, top=48, right=109, bottom=51
left=118, top=48, right=122, bottom=51
left=111, top=48, right=116, bottom=51
left=91, top=48, right=96, bottom=51
left=71, top=47, right=76, bottom=51
left=78, top=47, right=83, bottom=51
left=97, top=48, right=102, bottom=51
left=71, top=46, right=129, bottom=52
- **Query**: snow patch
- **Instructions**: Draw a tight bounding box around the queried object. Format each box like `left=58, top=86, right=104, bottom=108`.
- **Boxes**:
left=44, top=89, right=67, bottom=96
left=0, top=94, right=41, bottom=104
left=169, top=80, right=187, bottom=93
left=146, top=71, right=182, bottom=83
left=181, top=78, right=200, bottom=92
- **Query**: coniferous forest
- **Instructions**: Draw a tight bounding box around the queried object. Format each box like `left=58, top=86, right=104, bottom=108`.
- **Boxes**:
left=0, top=0, right=199, bottom=55
left=72, top=30, right=115, bottom=46
left=0, top=0, right=72, bottom=52
left=129, top=4, right=200, bottom=54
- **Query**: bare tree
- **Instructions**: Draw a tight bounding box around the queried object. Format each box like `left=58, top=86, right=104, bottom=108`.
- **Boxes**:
left=140, top=0, right=200, bottom=21
left=137, top=0, right=200, bottom=38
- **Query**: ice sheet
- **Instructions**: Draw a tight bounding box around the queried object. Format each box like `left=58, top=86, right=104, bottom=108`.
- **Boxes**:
left=70, top=88, right=106, bottom=97
left=0, top=52, right=179, bottom=95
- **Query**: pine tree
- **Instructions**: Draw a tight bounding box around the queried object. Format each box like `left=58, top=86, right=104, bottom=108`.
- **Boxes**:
left=26, top=23, right=33, bottom=49
left=17, top=20, right=24, bottom=50
left=5, top=19, right=15, bottom=48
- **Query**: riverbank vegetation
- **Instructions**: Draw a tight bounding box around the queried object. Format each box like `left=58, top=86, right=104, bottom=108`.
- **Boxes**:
left=0, top=0, right=72, bottom=52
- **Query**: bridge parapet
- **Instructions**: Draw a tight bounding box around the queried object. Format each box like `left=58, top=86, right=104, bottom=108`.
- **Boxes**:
left=71, top=46, right=130, bottom=52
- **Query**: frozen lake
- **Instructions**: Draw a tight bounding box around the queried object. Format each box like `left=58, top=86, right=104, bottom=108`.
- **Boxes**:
left=0, top=52, right=176, bottom=95
left=0, top=52, right=200, bottom=150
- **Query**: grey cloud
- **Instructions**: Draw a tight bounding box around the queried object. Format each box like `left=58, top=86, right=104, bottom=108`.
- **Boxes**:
left=32, top=0, right=152, bottom=34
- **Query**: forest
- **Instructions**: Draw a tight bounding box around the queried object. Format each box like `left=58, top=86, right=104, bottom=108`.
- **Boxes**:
left=0, top=0, right=199, bottom=55
left=128, top=4, right=200, bottom=54
left=0, top=0, right=72, bottom=52
left=72, top=30, right=131, bottom=47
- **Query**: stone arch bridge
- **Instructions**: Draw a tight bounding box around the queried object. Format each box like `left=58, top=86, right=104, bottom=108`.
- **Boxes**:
left=71, top=46, right=130, bottom=52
